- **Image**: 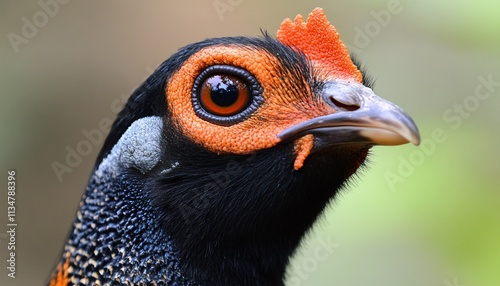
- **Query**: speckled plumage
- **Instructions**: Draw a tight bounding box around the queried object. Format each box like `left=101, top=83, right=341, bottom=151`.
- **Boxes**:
left=56, top=117, right=195, bottom=285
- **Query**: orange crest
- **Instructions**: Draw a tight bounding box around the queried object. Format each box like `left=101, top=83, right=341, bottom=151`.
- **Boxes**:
left=277, top=8, right=362, bottom=82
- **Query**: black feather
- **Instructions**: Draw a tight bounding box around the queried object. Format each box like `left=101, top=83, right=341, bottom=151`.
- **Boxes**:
left=56, top=34, right=371, bottom=286
left=147, top=117, right=368, bottom=285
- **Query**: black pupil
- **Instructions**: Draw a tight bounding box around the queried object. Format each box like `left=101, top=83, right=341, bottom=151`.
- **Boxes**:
left=208, top=75, right=239, bottom=107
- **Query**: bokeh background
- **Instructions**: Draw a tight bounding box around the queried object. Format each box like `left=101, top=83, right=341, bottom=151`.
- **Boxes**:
left=1, top=1, right=499, bottom=285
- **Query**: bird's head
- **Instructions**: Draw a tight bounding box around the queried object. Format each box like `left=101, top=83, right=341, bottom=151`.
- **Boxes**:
left=164, top=8, right=419, bottom=172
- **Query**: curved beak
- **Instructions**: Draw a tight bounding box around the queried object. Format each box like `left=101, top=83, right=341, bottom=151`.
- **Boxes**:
left=278, top=81, right=420, bottom=150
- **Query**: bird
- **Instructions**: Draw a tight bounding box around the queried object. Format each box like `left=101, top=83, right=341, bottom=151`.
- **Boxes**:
left=48, top=7, right=420, bottom=286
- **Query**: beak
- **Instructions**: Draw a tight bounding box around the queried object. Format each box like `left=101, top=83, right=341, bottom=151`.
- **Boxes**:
left=278, top=81, right=420, bottom=150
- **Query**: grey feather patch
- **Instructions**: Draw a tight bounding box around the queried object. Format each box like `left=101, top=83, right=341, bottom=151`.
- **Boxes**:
left=97, top=116, right=163, bottom=175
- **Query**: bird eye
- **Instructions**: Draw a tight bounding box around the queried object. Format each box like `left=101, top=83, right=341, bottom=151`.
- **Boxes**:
left=200, top=74, right=250, bottom=116
left=192, top=65, right=263, bottom=126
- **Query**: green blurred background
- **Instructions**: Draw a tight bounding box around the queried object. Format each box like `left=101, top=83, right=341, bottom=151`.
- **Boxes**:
left=1, top=0, right=499, bottom=285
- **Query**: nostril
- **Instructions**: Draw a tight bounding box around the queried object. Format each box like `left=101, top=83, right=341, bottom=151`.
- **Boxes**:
left=329, top=96, right=360, bottom=111
left=320, top=81, right=365, bottom=111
